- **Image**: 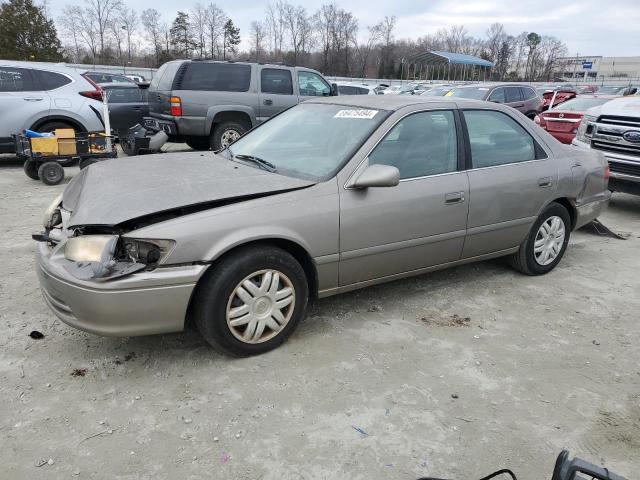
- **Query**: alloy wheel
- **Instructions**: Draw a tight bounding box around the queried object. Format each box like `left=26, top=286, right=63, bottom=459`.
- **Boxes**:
left=226, top=269, right=295, bottom=344
left=220, top=129, right=241, bottom=148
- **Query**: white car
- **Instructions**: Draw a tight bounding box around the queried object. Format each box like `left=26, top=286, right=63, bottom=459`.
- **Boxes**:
left=383, top=85, right=403, bottom=95
left=336, top=82, right=378, bottom=95
left=0, top=61, right=104, bottom=154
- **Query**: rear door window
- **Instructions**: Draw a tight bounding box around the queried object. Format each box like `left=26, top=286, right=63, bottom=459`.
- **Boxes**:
left=260, top=68, right=293, bottom=95
left=34, top=70, right=72, bottom=90
left=180, top=63, right=251, bottom=92
left=521, top=87, right=536, bottom=100
left=0, top=67, right=36, bottom=92
left=297, top=71, right=330, bottom=97
left=463, top=110, right=544, bottom=168
left=505, top=87, right=523, bottom=103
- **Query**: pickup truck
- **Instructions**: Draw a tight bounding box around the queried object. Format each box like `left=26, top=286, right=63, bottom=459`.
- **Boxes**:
left=138, top=60, right=337, bottom=152
left=572, top=95, right=640, bottom=195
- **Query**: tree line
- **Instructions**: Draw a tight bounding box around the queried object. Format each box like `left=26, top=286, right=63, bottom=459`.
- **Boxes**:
left=0, top=0, right=569, bottom=82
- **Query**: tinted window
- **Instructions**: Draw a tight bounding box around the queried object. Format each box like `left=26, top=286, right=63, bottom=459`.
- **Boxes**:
left=369, top=110, right=458, bottom=179
left=338, top=85, right=357, bottom=95
left=298, top=71, right=330, bottom=96
left=521, top=87, right=537, bottom=100
left=463, top=110, right=540, bottom=168
left=488, top=87, right=506, bottom=103
left=149, top=63, right=169, bottom=90
left=0, top=67, right=35, bottom=92
left=104, top=87, right=146, bottom=103
left=35, top=70, right=71, bottom=90
left=180, top=63, right=251, bottom=92
left=261, top=68, right=293, bottom=95
left=505, top=87, right=522, bottom=103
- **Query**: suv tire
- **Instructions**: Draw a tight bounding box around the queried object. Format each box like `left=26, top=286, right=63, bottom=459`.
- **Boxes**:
left=193, top=245, right=309, bottom=357
left=186, top=137, right=210, bottom=151
left=508, top=202, right=571, bottom=275
left=210, top=120, right=248, bottom=151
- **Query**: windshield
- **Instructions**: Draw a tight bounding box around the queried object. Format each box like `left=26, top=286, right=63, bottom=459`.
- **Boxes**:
left=422, top=86, right=452, bottom=96
left=228, top=103, right=389, bottom=181
left=447, top=87, right=490, bottom=99
left=551, top=97, right=610, bottom=111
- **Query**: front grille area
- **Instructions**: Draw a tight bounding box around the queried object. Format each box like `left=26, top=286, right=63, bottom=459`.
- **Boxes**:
left=592, top=139, right=640, bottom=157
left=598, top=115, right=640, bottom=128
left=609, top=161, right=640, bottom=177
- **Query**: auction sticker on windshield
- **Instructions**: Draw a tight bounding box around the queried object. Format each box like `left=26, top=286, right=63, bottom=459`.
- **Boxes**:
left=334, top=109, right=379, bottom=119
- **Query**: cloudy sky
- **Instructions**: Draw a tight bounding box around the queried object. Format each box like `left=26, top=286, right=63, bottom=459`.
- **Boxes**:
left=47, top=0, right=640, bottom=57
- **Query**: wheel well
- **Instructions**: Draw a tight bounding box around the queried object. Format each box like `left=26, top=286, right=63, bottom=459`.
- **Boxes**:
left=184, top=238, right=318, bottom=330
left=211, top=111, right=252, bottom=133
left=552, top=198, right=577, bottom=229
left=31, top=116, right=86, bottom=133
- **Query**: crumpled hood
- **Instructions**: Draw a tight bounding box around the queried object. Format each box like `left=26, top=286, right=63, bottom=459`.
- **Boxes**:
left=63, top=152, right=314, bottom=227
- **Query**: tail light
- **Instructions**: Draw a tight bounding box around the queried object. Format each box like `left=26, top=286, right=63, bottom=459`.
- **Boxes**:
left=535, top=115, right=546, bottom=129
left=604, top=164, right=610, bottom=181
left=79, top=74, right=103, bottom=101
left=169, top=96, right=182, bottom=116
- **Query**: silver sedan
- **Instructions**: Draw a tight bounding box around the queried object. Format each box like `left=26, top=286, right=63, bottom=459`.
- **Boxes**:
left=36, top=96, right=610, bottom=356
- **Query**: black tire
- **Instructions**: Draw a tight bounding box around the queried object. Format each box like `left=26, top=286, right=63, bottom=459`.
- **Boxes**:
left=186, top=137, right=210, bottom=151
left=526, top=111, right=538, bottom=120
left=23, top=160, right=40, bottom=180
left=36, top=121, right=82, bottom=166
left=508, top=202, right=571, bottom=275
left=193, top=246, right=309, bottom=357
left=37, top=161, right=65, bottom=185
left=210, top=120, right=248, bottom=151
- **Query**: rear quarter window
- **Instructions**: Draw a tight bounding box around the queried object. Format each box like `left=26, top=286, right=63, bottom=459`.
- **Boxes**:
left=34, top=70, right=72, bottom=90
left=179, top=63, right=251, bottom=92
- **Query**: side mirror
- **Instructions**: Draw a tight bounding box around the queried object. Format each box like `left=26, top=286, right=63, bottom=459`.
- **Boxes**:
left=330, top=83, right=339, bottom=96
left=350, top=164, right=400, bottom=189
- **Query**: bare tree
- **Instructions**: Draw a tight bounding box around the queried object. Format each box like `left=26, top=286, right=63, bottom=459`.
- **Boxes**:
left=265, top=1, right=286, bottom=59
left=84, top=0, right=123, bottom=62
left=141, top=8, right=162, bottom=66
left=119, top=6, right=137, bottom=64
left=191, top=3, right=207, bottom=58
left=249, top=20, right=266, bottom=61
left=59, top=6, right=84, bottom=62
left=205, top=3, right=226, bottom=58
left=282, top=2, right=308, bottom=64
left=62, top=5, right=99, bottom=62
left=109, top=17, right=124, bottom=65
left=357, top=22, right=382, bottom=77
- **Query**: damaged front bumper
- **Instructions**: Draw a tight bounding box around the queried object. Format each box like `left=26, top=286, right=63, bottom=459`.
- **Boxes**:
left=36, top=240, right=207, bottom=337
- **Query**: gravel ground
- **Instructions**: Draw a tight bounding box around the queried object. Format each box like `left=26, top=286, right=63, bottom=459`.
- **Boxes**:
left=1, top=152, right=639, bottom=480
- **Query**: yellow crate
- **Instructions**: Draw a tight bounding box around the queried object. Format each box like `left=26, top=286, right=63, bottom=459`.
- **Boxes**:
left=31, top=137, right=59, bottom=155
left=58, top=138, right=77, bottom=155
left=54, top=128, right=76, bottom=139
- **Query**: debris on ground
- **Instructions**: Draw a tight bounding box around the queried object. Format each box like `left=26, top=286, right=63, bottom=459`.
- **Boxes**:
left=220, top=452, right=231, bottom=464
left=28, top=331, right=44, bottom=340
left=70, top=368, right=87, bottom=377
left=584, top=219, right=629, bottom=240
left=420, top=314, right=471, bottom=327
left=351, top=425, right=369, bottom=436
left=451, top=393, right=459, bottom=399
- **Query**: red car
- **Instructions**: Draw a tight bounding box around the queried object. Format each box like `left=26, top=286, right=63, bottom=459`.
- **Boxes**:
left=541, top=88, right=577, bottom=110
left=534, top=95, right=618, bottom=144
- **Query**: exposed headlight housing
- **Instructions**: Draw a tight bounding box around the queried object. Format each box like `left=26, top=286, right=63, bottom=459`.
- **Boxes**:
left=118, top=238, right=176, bottom=265
left=575, top=114, right=597, bottom=143
left=42, top=193, right=63, bottom=229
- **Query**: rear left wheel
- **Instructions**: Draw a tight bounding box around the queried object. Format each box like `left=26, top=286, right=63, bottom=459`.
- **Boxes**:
left=23, top=160, right=39, bottom=180
left=508, top=203, right=571, bottom=275
left=193, top=246, right=309, bottom=356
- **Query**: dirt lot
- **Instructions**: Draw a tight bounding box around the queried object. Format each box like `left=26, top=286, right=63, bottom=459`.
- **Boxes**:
left=1, top=154, right=639, bottom=480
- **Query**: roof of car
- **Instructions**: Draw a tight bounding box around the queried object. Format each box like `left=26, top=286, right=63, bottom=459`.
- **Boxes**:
left=451, top=83, right=533, bottom=89
left=309, top=95, right=487, bottom=111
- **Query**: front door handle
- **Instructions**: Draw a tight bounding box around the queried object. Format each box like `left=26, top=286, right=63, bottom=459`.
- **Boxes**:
left=445, top=191, right=465, bottom=204
left=538, top=176, right=553, bottom=187
left=263, top=99, right=273, bottom=106
left=23, top=97, right=43, bottom=101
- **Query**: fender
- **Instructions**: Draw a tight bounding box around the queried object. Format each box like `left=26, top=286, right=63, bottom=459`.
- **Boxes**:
left=205, top=105, right=257, bottom=134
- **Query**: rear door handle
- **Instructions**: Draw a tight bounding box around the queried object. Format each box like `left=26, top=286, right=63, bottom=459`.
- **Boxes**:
left=445, top=191, right=465, bottom=204
left=23, top=97, right=43, bottom=101
left=263, top=99, right=273, bottom=106
left=538, top=176, right=553, bottom=187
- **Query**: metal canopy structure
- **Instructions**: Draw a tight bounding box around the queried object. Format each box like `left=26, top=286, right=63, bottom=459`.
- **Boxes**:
left=402, top=50, right=494, bottom=82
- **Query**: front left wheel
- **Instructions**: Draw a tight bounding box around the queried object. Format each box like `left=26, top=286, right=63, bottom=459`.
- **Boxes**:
left=193, top=246, right=309, bottom=356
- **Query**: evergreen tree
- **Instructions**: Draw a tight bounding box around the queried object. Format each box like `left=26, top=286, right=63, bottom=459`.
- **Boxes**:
left=0, top=0, right=63, bottom=61
left=170, top=11, right=197, bottom=58
left=222, top=19, right=240, bottom=60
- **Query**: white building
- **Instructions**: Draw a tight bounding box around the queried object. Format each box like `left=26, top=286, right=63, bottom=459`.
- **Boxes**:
left=555, top=55, right=640, bottom=84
